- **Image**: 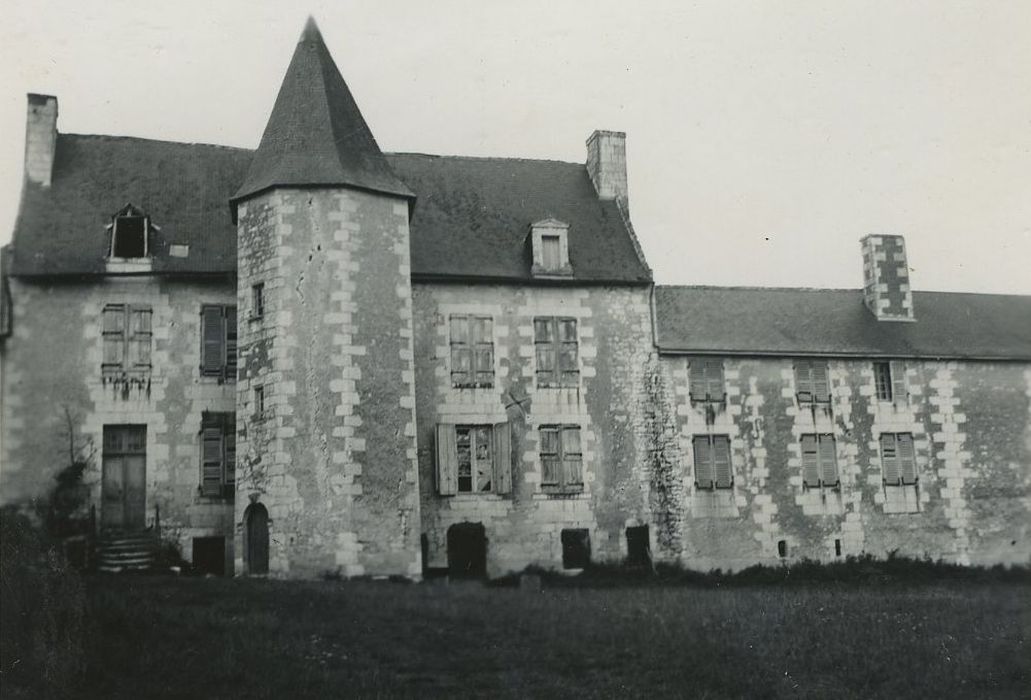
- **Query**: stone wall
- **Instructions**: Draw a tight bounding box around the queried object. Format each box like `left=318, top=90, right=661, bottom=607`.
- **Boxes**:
left=234, top=189, right=421, bottom=579
left=412, top=282, right=654, bottom=576
left=0, top=276, right=237, bottom=570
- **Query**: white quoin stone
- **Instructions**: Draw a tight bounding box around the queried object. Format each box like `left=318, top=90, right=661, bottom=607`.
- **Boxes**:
left=24, top=94, right=58, bottom=188
left=586, top=130, right=628, bottom=207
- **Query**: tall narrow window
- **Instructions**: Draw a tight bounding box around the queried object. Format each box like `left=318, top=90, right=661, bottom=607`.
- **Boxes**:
left=539, top=425, right=583, bottom=493
left=111, top=215, right=148, bottom=258
left=880, top=433, right=917, bottom=485
left=692, top=435, right=733, bottom=489
left=101, top=304, right=152, bottom=376
left=200, top=412, right=236, bottom=498
left=873, top=362, right=893, bottom=401
left=795, top=360, right=830, bottom=403
left=534, top=317, right=579, bottom=388
left=689, top=358, right=725, bottom=402
left=251, top=283, right=265, bottom=320
left=253, top=386, right=265, bottom=419
left=541, top=235, right=562, bottom=270
left=449, top=315, right=494, bottom=388
left=201, top=305, right=237, bottom=382
left=800, top=434, right=839, bottom=488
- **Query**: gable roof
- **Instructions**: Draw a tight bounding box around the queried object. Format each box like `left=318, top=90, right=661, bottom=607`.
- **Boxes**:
left=232, top=17, right=413, bottom=212
left=655, top=286, right=1031, bottom=361
left=7, top=134, right=650, bottom=283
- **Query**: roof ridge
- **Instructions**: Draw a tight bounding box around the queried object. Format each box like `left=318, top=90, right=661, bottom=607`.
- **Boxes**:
left=62, top=132, right=253, bottom=153
left=386, top=152, right=583, bottom=167
left=657, top=284, right=861, bottom=293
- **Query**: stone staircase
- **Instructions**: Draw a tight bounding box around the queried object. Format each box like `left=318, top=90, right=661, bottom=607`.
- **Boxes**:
left=96, top=530, right=159, bottom=573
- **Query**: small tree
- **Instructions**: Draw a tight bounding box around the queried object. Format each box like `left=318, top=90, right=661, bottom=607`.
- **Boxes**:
left=46, top=406, right=95, bottom=539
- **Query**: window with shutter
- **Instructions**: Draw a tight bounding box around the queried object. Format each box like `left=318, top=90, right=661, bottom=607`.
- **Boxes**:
left=880, top=434, right=900, bottom=485
left=818, top=435, right=838, bottom=486
left=450, top=315, right=494, bottom=388
left=795, top=360, right=830, bottom=403
left=101, top=304, right=152, bottom=378
left=535, top=317, right=579, bottom=388
left=801, top=434, right=838, bottom=488
left=898, top=433, right=917, bottom=484
left=693, top=435, right=732, bottom=489
left=539, top=425, right=584, bottom=494
left=801, top=435, right=821, bottom=487
left=200, top=304, right=237, bottom=382
left=692, top=436, right=714, bottom=488
left=689, top=359, right=725, bottom=403
left=199, top=412, right=235, bottom=498
left=713, top=435, right=733, bottom=488
left=881, top=432, right=917, bottom=486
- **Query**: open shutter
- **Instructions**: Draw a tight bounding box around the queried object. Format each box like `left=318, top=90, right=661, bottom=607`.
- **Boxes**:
left=818, top=435, right=838, bottom=486
left=801, top=435, right=820, bottom=487
left=563, top=426, right=583, bottom=487
left=693, top=437, right=714, bottom=488
left=225, top=307, right=238, bottom=382
left=224, top=420, right=236, bottom=487
left=880, top=434, right=900, bottom=485
left=812, top=363, right=830, bottom=402
left=689, top=361, right=707, bottom=401
left=713, top=436, right=733, bottom=488
left=201, top=420, right=224, bottom=497
left=890, top=361, right=907, bottom=405
left=493, top=422, right=512, bottom=495
left=435, top=423, right=458, bottom=495
left=201, top=306, right=225, bottom=377
left=898, top=434, right=917, bottom=484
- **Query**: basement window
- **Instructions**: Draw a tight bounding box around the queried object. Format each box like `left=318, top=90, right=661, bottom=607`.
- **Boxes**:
left=108, top=204, right=152, bottom=259
left=561, top=529, right=591, bottom=569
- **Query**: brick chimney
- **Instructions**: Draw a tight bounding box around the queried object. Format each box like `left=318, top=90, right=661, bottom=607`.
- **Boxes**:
left=586, top=130, right=628, bottom=208
left=861, top=235, right=915, bottom=322
left=24, top=94, right=58, bottom=187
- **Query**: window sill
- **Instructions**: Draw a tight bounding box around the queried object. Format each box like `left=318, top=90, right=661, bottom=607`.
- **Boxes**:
left=540, top=488, right=585, bottom=498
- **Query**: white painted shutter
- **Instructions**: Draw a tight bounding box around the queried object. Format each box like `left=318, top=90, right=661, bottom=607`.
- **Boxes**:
left=435, top=423, right=458, bottom=496
left=493, top=422, right=512, bottom=495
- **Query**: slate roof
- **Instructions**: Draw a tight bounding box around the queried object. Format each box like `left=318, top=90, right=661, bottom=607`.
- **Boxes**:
left=655, top=286, right=1031, bottom=361
left=232, top=18, right=413, bottom=211
left=8, top=135, right=650, bottom=283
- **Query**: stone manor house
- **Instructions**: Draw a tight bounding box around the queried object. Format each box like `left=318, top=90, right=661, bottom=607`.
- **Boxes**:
left=1, top=19, right=1029, bottom=578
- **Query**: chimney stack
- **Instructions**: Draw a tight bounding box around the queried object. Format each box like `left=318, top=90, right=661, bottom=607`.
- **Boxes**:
left=24, top=94, right=58, bottom=187
left=861, top=235, right=915, bottom=322
left=586, top=130, right=628, bottom=209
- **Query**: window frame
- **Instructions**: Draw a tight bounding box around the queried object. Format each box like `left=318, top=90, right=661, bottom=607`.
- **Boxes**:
left=692, top=434, right=733, bottom=490
left=109, top=214, right=150, bottom=259
left=873, top=361, right=893, bottom=401
left=534, top=316, right=580, bottom=388
left=800, top=433, right=839, bottom=489
left=251, top=283, right=265, bottom=321
left=253, top=385, right=266, bottom=420
left=101, top=303, right=153, bottom=376
left=449, top=314, right=495, bottom=388
left=200, top=304, right=237, bottom=382
left=539, top=424, right=584, bottom=494
left=200, top=412, right=236, bottom=499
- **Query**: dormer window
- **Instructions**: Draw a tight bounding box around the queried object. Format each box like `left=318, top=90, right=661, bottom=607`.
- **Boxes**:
left=108, top=204, right=153, bottom=259
left=529, top=218, right=572, bottom=277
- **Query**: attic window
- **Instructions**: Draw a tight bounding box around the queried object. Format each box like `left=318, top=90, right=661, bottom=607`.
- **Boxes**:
left=109, top=205, right=152, bottom=259
left=529, top=218, right=572, bottom=277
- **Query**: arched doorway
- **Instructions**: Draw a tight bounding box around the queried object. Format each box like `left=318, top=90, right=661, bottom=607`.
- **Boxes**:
left=447, top=522, right=487, bottom=578
left=244, top=503, right=269, bottom=575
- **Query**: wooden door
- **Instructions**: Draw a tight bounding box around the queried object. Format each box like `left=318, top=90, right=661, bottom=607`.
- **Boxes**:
left=101, top=426, right=147, bottom=530
left=246, top=504, right=269, bottom=575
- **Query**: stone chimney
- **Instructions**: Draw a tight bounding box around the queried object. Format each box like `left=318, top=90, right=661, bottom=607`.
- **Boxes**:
left=861, top=235, right=915, bottom=322
left=24, top=94, right=58, bottom=187
left=586, top=130, right=628, bottom=208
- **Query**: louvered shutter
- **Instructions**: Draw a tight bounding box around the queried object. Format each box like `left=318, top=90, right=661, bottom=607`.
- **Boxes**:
left=898, top=434, right=917, bottom=484
left=201, top=424, right=224, bottom=497
left=493, top=422, right=512, bottom=495
left=693, top=437, right=714, bottom=488
left=880, top=434, right=900, bottom=485
left=224, top=418, right=236, bottom=486
left=818, top=435, right=838, bottom=485
left=795, top=362, right=813, bottom=400
left=706, top=360, right=725, bottom=402
left=890, top=361, right=907, bottom=405
left=435, top=424, right=458, bottom=495
left=812, top=363, right=830, bottom=402
left=689, top=361, right=707, bottom=401
left=225, top=307, right=238, bottom=381
left=201, top=306, right=225, bottom=376
left=713, top=436, right=733, bottom=488
left=801, top=435, right=820, bottom=487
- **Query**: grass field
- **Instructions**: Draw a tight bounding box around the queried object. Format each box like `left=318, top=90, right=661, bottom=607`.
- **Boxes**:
left=54, top=576, right=1025, bottom=699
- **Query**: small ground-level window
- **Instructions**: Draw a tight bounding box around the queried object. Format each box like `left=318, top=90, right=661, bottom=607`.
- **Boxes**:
left=625, top=525, right=650, bottom=567
left=561, top=528, right=591, bottom=569
left=777, top=540, right=788, bottom=558
left=835, top=539, right=842, bottom=557
left=192, top=537, right=226, bottom=576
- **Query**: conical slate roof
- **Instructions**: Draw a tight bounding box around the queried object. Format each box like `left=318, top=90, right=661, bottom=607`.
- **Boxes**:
left=231, top=17, right=414, bottom=212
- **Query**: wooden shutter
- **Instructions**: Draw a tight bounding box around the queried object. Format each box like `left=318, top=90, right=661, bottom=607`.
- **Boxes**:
left=129, top=307, right=152, bottom=368
left=818, top=435, right=838, bottom=485
left=689, top=361, right=707, bottom=401
left=201, top=417, right=224, bottom=497
left=224, top=418, right=236, bottom=486
left=898, top=434, right=917, bottom=484
left=540, top=427, right=561, bottom=486
left=890, top=361, right=908, bottom=405
left=493, top=422, right=512, bottom=495
left=706, top=360, right=725, bottom=402
left=795, top=361, right=813, bottom=400
left=225, top=306, right=238, bottom=381
left=880, top=434, right=900, bottom=485
left=563, top=426, right=583, bottom=486
left=713, top=435, right=733, bottom=488
left=201, top=306, right=225, bottom=376
left=435, top=423, right=458, bottom=495
left=812, top=363, right=830, bottom=402
left=559, top=319, right=579, bottom=387
left=693, top=436, right=714, bottom=488
left=103, top=304, right=126, bottom=368
left=801, top=435, right=820, bottom=487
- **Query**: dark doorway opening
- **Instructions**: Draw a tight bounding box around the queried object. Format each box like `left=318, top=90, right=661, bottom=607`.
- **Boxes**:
left=626, top=525, right=650, bottom=568
left=447, top=522, right=487, bottom=578
left=193, top=537, right=226, bottom=576
left=245, top=503, right=269, bottom=575
left=561, top=528, right=591, bottom=569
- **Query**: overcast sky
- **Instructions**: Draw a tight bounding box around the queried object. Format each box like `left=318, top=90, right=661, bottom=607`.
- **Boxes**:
left=1, top=0, right=1028, bottom=293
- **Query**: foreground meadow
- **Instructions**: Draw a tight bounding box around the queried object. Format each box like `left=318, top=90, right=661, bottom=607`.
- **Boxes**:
left=56, top=576, right=1026, bottom=698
